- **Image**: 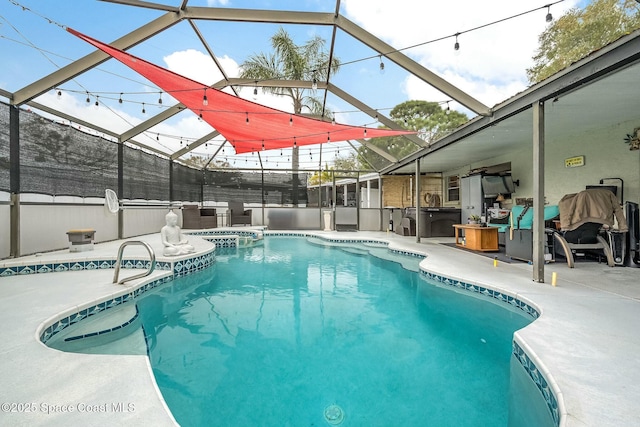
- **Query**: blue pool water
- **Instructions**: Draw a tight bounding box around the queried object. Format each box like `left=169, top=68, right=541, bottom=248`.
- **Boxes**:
left=137, top=237, right=532, bottom=426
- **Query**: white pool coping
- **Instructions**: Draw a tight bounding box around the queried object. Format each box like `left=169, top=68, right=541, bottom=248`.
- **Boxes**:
left=1, top=230, right=639, bottom=426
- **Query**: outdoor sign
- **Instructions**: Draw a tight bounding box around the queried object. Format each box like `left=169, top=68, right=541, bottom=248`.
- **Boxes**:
left=564, top=155, right=585, bottom=168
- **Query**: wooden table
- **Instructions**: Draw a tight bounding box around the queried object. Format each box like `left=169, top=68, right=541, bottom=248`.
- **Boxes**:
left=452, top=224, right=499, bottom=252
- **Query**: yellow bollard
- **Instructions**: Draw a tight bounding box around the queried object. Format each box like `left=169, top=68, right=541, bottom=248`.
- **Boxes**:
left=551, top=271, right=557, bottom=287
left=493, top=257, right=498, bottom=267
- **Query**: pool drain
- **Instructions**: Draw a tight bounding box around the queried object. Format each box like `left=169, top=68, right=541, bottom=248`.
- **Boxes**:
left=324, top=404, right=344, bottom=425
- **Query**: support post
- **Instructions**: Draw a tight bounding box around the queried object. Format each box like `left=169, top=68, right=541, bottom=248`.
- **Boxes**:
left=415, top=158, right=421, bottom=243
left=117, top=142, right=124, bottom=240
left=9, top=106, right=20, bottom=257
left=532, top=100, right=546, bottom=282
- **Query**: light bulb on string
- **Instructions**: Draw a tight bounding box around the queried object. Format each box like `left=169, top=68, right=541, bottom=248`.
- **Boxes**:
left=85, top=92, right=90, bottom=104
left=379, top=55, right=385, bottom=74
left=246, top=112, right=249, bottom=124
left=312, top=77, right=318, bottom=91
left=118, top=93, right=123, bottom=104
left=158, top=92, right=163, bottom=105
left=454, top=33, right=460, bottom=53
left=289, top=114, right=293, bottom=126
left=331, top=117, right=336, bottom=126
left=546, top=6, right=553, bottom=22
left=94, top=96, right=99, bottom=108
left=446, top=101, right=451, bottom=115
left=156, top=133, right=160, bottom=141
left=142, top=103, right=146, bottom=114
left=56, top=89, right=62, bottom=99
left=202, top=88, right=208, bottom=106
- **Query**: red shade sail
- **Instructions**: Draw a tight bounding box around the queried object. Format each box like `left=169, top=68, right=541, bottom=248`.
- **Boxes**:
left=68, top=28, right=415, bottom=154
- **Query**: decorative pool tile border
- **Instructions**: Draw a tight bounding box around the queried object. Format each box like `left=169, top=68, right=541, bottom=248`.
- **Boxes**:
left=39, top=275, right=173, bottom=343
left=37, top=248, right=215, bottom=344
left=0, top=258, right=172, bottom=277
left=513, top=341, right=560, bottom=427
left=201, top=235, right=239, bottom=248
left=420, top=270, right=540, bottom=320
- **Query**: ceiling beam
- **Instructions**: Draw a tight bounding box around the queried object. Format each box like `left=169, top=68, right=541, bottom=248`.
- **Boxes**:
left=11, top=12, right=183, bottom=106
left=120, top=104, right=187, bottom=142
left=98, top=0, right=181, bottom=12
left=355, top=139, right=397, bottom=163
left=181, top=7, right=336, bottom=25
left=327, top=83, right=426, bottom=149
left=170, top=130, right=220, bottom=160
left=188, top=20, right=240, bottom=97
left=335, top=15, right=491, bottom=117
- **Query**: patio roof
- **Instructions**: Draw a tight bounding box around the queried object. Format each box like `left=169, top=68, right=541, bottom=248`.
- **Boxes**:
left=382, top=28, right=640, bottom=174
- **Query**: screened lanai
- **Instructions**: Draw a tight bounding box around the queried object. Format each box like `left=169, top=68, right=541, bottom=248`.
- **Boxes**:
left=1, top=0, right=618, bottom=260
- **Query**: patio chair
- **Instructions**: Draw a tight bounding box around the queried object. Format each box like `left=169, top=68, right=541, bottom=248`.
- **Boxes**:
left=504, top=204, right=560, bottom=262
left=229, top=201, right=252, bottom=226
left=551, top=188, right=627, bottom=268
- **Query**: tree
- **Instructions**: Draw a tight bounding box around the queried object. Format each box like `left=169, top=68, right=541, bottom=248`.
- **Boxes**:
left=356, top=100, right=468, bottom=170
left=239, top=27, right=340, bottom=204
left=183, top=154, right=230, bottom=169
left=527, top=0, right=640, bottom=83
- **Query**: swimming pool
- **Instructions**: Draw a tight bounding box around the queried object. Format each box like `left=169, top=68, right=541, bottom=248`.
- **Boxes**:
left=134, top=237, right=531, bottom=426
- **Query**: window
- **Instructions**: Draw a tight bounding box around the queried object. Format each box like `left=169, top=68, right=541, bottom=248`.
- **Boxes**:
left=447, top=175, right=460, bottom=202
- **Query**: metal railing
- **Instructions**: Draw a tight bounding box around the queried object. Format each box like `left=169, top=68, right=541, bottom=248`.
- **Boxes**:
left=113, top=241, right=156, bottom=285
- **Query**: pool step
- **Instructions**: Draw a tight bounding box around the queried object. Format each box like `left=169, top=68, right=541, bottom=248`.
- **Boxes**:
left=46, top=303, right=141, bottom=352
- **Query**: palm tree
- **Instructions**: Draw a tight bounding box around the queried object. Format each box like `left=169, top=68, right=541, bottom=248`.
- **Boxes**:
left=240, top=27, right=340, bottom=205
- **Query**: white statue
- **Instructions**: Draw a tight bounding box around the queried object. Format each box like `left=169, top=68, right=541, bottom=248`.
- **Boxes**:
left=161, top=210, right=195, bottom=256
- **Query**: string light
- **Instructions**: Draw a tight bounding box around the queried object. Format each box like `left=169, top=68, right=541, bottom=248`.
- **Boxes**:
left=202, top=88, right=208, bottom=106
left=289, top=114, right=293, bottom=126
left=158, top=92, right=163, bottom=104
left=546, top=5, right=553, bottom=22
left=118, top=93, right=123, bottom=104
left=312, top=77, right=318, bottom=91
left=253, top=81, right=258, bottom=97
left=94, top=96, right=99, bottom=108
left=56, top=89, right=62, bottom=99
left=454, top=33, right=460, bottom=51
left=245, top=112, right=249, bottom=124
left=379, top=55, right=385, bottom=74
left=142, top=103, right=146, bottom=114
left=85, top=92, right=90, bottom=104
left=446, top=101, right=451, bottom=115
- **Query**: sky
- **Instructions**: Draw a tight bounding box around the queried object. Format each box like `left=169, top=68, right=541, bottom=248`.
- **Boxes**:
left=0, top=0, right=582, bottom=170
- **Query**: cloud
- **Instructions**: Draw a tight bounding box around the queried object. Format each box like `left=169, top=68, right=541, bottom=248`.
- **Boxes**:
left=163, top=49, right=237, bottom=86
left=341, top=0, right=580, bottom=107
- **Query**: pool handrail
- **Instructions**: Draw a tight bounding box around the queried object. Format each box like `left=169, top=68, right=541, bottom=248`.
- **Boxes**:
left=113, top=240, right=156, bottom=285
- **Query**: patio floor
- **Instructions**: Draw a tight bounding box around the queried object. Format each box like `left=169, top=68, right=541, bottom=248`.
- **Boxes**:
left=0, top=230, right=638, bottom=426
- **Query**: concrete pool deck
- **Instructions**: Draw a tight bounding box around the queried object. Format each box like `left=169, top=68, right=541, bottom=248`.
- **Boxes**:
left=0, top=230, right=639, bottom=426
